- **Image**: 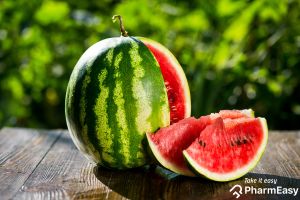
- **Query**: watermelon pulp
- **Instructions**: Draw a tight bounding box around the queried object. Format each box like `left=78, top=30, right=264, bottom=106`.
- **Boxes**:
left=146, top=109, right=254, bottom=176
left=140, top=38, right=191, bottom=124
left=183, top=117, right=268, bottom=181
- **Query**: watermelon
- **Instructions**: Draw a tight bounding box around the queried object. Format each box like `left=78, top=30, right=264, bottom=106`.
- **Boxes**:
left=65, top=15, right=190, bottom=169
left=146, top=109, right=254, bottom=176
left=183, top=117, right=268, bottom=182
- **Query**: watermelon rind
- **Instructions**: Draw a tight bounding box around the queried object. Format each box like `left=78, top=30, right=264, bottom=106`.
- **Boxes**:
left=242, top=108, right=255, bottom=117
left=210, top=109, right=254, bottom=119
left=146, top=132, right=195, bottom=176
left=183, top=117, right=268, bottom=182
left=138, top=37, right=191, bottom=119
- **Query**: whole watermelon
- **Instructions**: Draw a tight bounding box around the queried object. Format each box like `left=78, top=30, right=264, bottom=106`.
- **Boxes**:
left=65, top=15, right=191, bottom=169
left=65, top=36, right=170, bottom=169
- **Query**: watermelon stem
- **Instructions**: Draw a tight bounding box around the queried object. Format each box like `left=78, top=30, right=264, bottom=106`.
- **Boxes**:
left=112, top=15, right=128, bottom=37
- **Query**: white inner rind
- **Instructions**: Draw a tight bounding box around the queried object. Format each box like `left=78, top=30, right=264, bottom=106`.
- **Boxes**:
left=146, top=133, right=195, bottom=177
left=183, top=117, right=268, bottom=182
left=241, top=109, right=255, bottom=117
left=138, top=37, right=191, bottom=118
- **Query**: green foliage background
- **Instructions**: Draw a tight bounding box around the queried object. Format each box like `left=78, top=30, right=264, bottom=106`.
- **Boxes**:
left=0, top=0, right=299, bottom=129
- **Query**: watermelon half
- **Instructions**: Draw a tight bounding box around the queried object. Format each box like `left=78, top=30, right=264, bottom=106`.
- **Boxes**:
left=183, top=117, right=268, bottom=182
left=146, top=109, right=254, bottom=176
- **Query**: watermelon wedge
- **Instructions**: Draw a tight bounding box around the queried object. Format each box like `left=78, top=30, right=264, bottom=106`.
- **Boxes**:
left=183, top=117, right=268, bottom=182
left=146, top=109, right=254, bottom=176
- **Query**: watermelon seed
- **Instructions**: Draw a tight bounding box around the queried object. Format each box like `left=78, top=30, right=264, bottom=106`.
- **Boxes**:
left=198, top=140, right=206, bottom=147
left=243, top=139, right=248, bottom=144
left=169, top=93, right=176, bottom=104
left=199, top=140, right=203, bottom=146
left=231, top=141, right=235, bottom=146
left=236, top=140, right=242, bottom=146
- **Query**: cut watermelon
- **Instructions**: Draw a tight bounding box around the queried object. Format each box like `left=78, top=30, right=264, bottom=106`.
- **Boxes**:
left=140, top=37, right=191, bottom=124
left=147, top=117, right=202, bottom=176
left=183, top=117, right=268, bottom=182
left=146, top=109, right=254, bottom=176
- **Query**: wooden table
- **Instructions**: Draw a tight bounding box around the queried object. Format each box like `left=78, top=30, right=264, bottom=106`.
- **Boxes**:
left=0, top=128, right=299, bottom=200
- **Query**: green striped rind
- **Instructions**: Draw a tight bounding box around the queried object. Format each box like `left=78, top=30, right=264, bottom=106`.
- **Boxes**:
left=65, top=37, right=170, bottom=169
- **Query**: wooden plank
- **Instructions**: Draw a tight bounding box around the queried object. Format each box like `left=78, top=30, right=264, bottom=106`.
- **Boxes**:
left=0, top=128, right=62, bottom=200
left=13, top=130, right=127, bottom=200
left=253, top=131, right=300, bottom=178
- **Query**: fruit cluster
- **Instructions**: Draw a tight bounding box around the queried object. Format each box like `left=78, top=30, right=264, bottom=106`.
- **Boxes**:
left=65, top=15, right=268, bottom=182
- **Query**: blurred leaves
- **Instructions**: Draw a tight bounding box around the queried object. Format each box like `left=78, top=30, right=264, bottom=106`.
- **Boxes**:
left=0, top=0, right=299, bottom=129
left=35, top=1, right=70, bottom=25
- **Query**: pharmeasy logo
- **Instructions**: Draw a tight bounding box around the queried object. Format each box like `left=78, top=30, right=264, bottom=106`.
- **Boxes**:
left=230, top=185, right=243, bottom=198
left=229, top=184, right=299, bottom=198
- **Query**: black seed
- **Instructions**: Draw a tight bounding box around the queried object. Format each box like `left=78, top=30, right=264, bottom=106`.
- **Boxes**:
left=199, top=140, right=203, bottom=146
left=236, top=140, right=242, bottom=146
left=243, top=139, right=248, bottom=144
left=198, top=140, right=206, bottom=147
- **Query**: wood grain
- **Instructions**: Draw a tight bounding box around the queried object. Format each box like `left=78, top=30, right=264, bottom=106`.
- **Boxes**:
left=0, top=128, right=299, bottom=200
left=253, top=131, right=300, bottom=178
left=0, top=128, right=62, bottom=200
left=13, top=131, right=126, bottom=200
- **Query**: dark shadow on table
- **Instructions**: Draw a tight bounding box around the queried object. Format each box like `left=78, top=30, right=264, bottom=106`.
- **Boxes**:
left=91, top=166, right=300, bottom=200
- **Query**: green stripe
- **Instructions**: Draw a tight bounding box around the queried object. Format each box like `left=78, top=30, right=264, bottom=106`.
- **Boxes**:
left=84, top=53, right=111, bottom=166
left=105, top=47, right=125, bottom=168
left=112, top=52, right=132, bottom=167
left=116, top=42, right=141, bottom=167
left=128, top=41, right=151, bottom=165
left=130, top=41, right=151, bottom=133
left=94, top=68, right=114, bottom=164
left=79, top=61, right=101, bottom=161
left=93, top=49, right=115, bottom=165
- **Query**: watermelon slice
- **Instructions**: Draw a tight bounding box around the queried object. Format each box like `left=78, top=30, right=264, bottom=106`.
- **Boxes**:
left=146, top=109, right=254, bottom=176
left=147, top=117, right=203, bottom=176
left=140, top=37, right=191, bottom=124
left=183, top=117, right=268, bottom=182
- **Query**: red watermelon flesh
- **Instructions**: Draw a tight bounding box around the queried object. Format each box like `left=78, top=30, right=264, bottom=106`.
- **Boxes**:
left=147, top=117, right=202, bottom=176
left=183, top=117, right=268, bottom=181
left=140, top=38, right=191, bottom=124
left=146, top=109, right=253, bottom=176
